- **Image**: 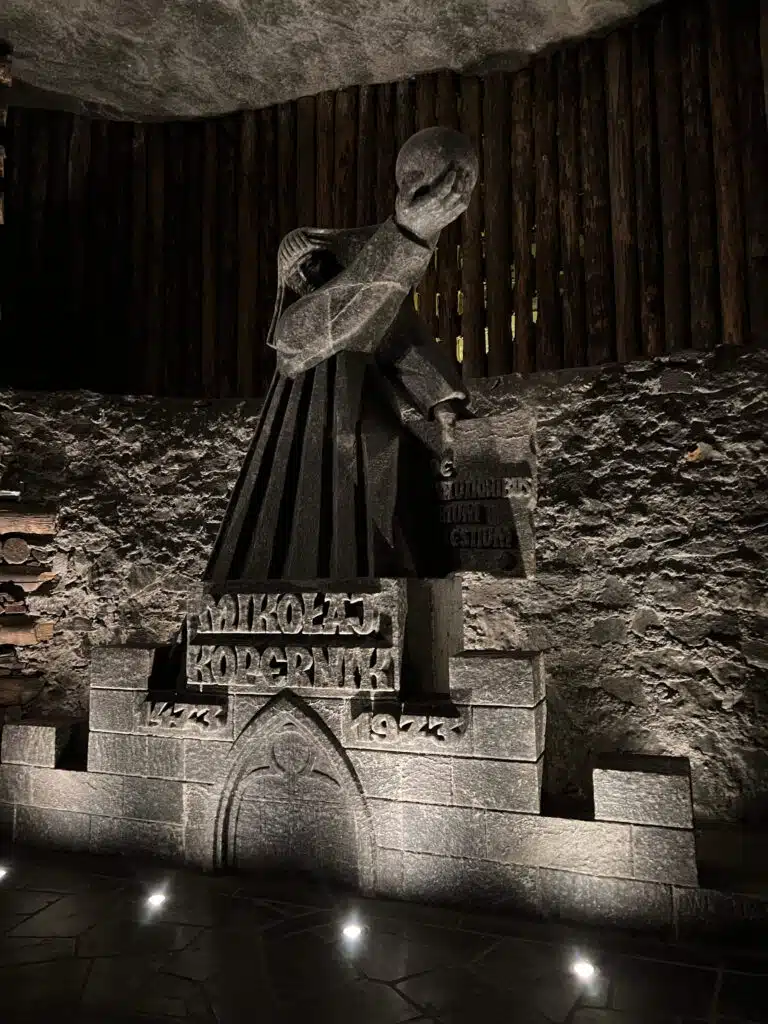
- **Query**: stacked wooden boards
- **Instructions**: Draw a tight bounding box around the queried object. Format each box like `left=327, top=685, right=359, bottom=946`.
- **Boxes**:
left=0, top=506, right=58, bottom=708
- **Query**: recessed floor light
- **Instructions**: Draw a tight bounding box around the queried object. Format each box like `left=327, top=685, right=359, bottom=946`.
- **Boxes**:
left=146, top=891, right=167, bottom=909
left=572, top=958, right=596, bottom=981
left=342, top=921, right=363, bottom=941
left=0, top=866, right=8, bottom=881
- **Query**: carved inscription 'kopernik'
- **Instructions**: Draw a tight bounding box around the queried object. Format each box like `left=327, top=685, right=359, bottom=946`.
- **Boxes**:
left=187, top=644, right=394, bottom=690
left=187, top=590, right=397, bottom=691
left=194, top=592, right=382, bottom=637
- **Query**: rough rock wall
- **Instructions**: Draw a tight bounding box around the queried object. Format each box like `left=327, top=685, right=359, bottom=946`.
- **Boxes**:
left=1, top=343, right=766, bottom=823
left=0, top=0, right=660, bottom=118
left=0, top=394, right=260, bottom=711
left=465, top=345, right=768, bottom=825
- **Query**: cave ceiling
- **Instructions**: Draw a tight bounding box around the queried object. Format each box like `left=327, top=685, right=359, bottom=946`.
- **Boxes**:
left=2, top=0, right=661, bottom=119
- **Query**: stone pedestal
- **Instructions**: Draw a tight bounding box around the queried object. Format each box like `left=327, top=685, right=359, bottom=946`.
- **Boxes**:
left=0, top=578, right=716, bottom=932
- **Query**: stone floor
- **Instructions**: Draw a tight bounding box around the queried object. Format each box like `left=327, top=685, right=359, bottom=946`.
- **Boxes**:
left=0, top=847, right=765, bottom=1023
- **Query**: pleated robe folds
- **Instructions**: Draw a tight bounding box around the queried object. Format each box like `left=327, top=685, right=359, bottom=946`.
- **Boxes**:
left=205, top=218, right=466, bottom=583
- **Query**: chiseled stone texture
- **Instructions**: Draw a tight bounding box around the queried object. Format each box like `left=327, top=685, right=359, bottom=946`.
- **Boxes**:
left=631, top=825, right=698, bottom=887
left=486, top=813, right=632, bottom=878
left=539, top=869, right=674, bottom=936
left=449, top=651, right=545, bottom=706
left=452, top=757, right=543, bottom=813
left=462, top=345, right=768, bottom=824
left=122, top=777, right=184, bottom=824
left=88, top=688, right=143, bottom=734
left=26, top=767, right=124, bottom=817
left=674, top=885, right=768, bottom=944
left=593, top=755, right=694, bottom=828
left=87, top=733, right=147, bottom=776
left=472, top=702, right=546, bottom=761
left=15, top=805, right=91, bottom=852
left=89, top=816, right=183, bottom=861
left=398, top=851, right=540, bottom=913
left=0, top=719, right=76, bottom=768
left=89, top=646, right=155, bottom=690
left=402, top=804, right=486, bottom=859
left=2, top=345, right=766, bottom=825
left=4, top=1, right=661, bottom=119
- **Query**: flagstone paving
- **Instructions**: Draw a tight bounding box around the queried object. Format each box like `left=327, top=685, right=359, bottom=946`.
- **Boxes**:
left=0, top=847, right=765, bottom=1023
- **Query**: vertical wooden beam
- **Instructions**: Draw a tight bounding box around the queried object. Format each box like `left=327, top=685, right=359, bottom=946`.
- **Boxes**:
left=375, top=82, right=396, bottom=225
left=163, top=122, right=185, bottom=395
left=605, top=29, right=639, bottom=363
left=201, top=120, right=218, bottom=396
left=184, top=121, right=203, bottom=398
left=356, top=84, right=376, bottom=227
left=237, top=110, right=257, bottom=398
left=108, top=122, right=134, bottom=392
left=278, top=101, right=297, bottom=240
left=130, top=123, right=147, bottom=393
left=0, top=44, right=9, bottom=229
left=654, top=7, right=690, bottom=353
left=415, top=74, right=438, bottom=339
left=579, top=39, right=616, bottom=364
left=680, top=0, right=719, bottom=350
left=46, top=113, right=73, bottom=386
left=296, top=95, right=316, bottom=226
left=510, top=69, right=534, bottom=374
left=708, top=0, right=747, bottom=345
left=333, top=87, right=357, bottom=229
left=632, top=18, right=664, bottom=358
left=87, top=120, right=109, bottom=389
left=257, top=106, right=278, bottom=388
left=395, top=78, right=415, bottom=307
left=315, top=92, right=334, bottom=228
left=395, top=78, right=415, bottom=150
left=27, top=111, right=49, bottom=299
left=146, top=124, right=165, bottom=395
left=217, top=116, right=239, bottom=397
left=274, top=101, right=296, bottom=381
left=459, top=75, right=486, bottom=379
left=436, top=70, right=462, bottom=366
left=533, top=55, right=563, bottom=370
left=557, top=48, right=587, bottom=368
left=733, top=0, right=768, bottom=340
left=68, top=115, right=91, bottom=345
left=484, top=71, right=514, bottom=375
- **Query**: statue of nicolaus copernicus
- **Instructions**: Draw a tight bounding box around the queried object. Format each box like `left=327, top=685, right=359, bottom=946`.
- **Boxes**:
left=206, top=127, right=479, bottom=583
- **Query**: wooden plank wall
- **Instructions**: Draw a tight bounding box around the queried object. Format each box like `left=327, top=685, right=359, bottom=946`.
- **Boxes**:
left=2, top=0, right=766, bottom=399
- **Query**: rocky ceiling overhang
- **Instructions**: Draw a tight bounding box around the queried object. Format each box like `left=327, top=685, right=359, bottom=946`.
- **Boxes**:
left=1, top=0, right=662, bottom=120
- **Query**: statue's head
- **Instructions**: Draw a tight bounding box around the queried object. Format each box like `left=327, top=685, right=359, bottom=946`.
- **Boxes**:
left=396, top=127, right=479, bottom=213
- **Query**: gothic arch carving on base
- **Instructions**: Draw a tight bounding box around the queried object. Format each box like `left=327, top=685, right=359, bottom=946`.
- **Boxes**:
left=214, top=691, right=376, bottom=892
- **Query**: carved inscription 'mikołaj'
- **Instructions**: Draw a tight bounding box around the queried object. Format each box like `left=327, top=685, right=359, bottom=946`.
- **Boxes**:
left=186, top=591, right=397, bottom=692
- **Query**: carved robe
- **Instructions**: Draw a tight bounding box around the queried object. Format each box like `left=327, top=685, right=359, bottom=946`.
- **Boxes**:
left=206, top=218, right=467, bottom=582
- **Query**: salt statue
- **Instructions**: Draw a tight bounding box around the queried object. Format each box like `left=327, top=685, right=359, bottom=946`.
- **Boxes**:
left=207, top=127, right=479, bottom=582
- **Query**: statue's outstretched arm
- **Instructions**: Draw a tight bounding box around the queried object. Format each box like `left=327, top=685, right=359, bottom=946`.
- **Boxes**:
left=274, top=218, right=435, bottom=378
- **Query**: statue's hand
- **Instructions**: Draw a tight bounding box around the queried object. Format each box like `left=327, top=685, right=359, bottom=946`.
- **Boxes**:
left=395, top=165, right=474, bottom=246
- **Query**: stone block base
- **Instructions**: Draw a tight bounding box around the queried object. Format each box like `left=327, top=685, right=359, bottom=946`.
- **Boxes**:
left=0, top=641, right=741, bottom=938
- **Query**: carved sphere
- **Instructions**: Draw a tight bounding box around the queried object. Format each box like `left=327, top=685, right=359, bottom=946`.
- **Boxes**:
left=395, top=127, right=479, bottom=199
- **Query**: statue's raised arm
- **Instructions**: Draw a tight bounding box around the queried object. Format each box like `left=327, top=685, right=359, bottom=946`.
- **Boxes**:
left=273, top=129, right=478, bottom=378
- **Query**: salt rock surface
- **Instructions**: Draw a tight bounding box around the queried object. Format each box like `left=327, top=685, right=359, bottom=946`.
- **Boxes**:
left=1, top=0, right=660, bottom=118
